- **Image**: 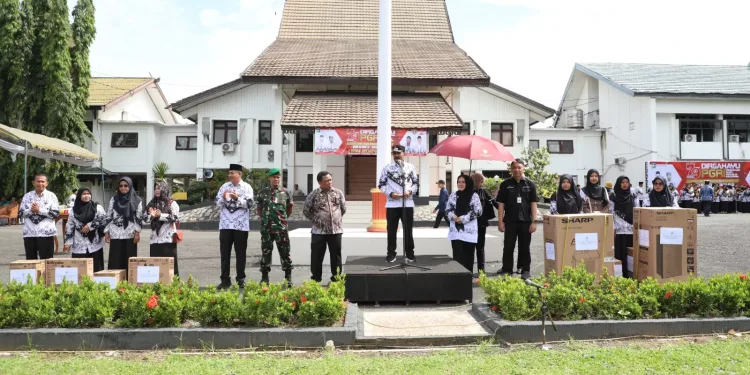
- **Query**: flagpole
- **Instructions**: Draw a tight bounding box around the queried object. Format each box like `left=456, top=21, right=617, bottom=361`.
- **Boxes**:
left=376, top=0, right=392, bottom=179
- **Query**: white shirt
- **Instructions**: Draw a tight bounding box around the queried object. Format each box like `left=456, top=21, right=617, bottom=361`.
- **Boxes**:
left=20, top=190, right=60, bottom=238
left=143, top=201, right=180, bottom=244
left=64, top=204, right=106, bottom=254
left=67, top=194, right=76, bottom=207
left=636, top=187, right=645, bottom=201
left=378, top=161, right=420, bottom=208
left=216, top=181, right=254, bottom=231
left=446, top=192, right=482, bottom=243
left=104, top=197, right=144, bottom=239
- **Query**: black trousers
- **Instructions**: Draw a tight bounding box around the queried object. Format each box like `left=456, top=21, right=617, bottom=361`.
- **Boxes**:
left=729, top=201, right=736, bottom=213
left=310, top=234, right=343, bottom=282
left=712, top=201, right=719, bottom=213
left=614, top=234, right=633, bottom=278
left=151, top=243, right=179, bottom=277
left=451, top=240, right=476, bottom=273
left=502, top=221, right=532, bottom=273
left=219, top=229, right=248, bottom=283
left=108, top=239, right=138, bottom=270
left=720, top=201, right=728, bottom=213
left=24, top=237, right=54, bottom=260
left=476, top=226, right=487, bottom=272
left=433, top=211, right=450, bottom=228
left=386, top=207, right=414, bottom=257
left=701, top=201, right=712, bottom=216
left=72, top=249, right=105, bottom=273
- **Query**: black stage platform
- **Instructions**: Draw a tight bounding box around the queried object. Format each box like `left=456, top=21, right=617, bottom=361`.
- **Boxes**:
left=344, top=255, right=473, bottom=304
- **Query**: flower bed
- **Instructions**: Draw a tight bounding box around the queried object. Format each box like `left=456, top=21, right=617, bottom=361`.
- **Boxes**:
left=478, top=266, right=750, bottom=321
left=0, top=276, right=347, bottom=329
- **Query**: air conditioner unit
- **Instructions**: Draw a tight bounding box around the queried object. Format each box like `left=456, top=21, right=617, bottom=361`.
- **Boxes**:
left=683, top=134, right=697, bottom=142
left=615, top=157, right=627, bottom=165
left=729, top=135, right=741, bottom=143
left=221, top=143, right=236, bottom=153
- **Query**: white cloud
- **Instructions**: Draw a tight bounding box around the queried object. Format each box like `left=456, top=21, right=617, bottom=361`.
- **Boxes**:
left=199, top=9, right=221, bottom=28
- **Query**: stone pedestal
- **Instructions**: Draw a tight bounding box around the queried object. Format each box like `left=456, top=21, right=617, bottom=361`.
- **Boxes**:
left=367, top=188, right=388, bottom=232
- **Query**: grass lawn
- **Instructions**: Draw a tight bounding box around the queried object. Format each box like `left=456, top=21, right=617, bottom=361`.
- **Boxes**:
left=0, top=337, right=748, bottom=374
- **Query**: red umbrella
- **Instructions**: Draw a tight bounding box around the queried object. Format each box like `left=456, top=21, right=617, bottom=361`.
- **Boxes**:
left=429, top=134, right=515, bottom=172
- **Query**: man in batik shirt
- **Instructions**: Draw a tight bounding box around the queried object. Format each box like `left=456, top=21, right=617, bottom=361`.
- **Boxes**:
left=256, top=168, right=294, bottom=286
left=216, top=163, right=254, bottom=289
left=303, top=171, right=346, bottom=283
left=378, top=145, right=419, bottom=263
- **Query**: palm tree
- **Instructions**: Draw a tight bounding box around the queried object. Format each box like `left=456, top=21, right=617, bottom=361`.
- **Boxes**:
left=152, top=162, right=170, bottom=184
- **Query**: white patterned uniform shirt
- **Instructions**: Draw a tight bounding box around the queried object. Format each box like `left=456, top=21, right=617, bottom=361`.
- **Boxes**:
left=445, top=192, right=483, bottom=243
left=104, top=197, right=144, bottom=239
left=19, top=190, right=60, bottom=237
left=143, top=201, right=180, bottom=244
left=216, top=181, right=254, bottom=231
left=64, top=204, right=107, bottom=254
left=378, top=161, right=419, bottom=208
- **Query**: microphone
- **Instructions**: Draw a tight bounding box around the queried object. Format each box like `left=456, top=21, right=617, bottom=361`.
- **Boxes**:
left=525, top=279, right=545, bottom=289
left=396, top=159, right=404, bottom=171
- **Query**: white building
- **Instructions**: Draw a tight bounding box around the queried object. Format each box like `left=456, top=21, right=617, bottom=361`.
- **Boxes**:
left=170, top=0, right=555, bottom=200
left=80, top=77, right=194, bottom=203
left=555, top=63, right=750, bottom=185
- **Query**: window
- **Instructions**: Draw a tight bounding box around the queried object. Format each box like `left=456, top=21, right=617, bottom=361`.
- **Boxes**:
left=429, top=134, right=439, bottom=150
left=176, top=136, right=197, bottom=150
left=677, top=114, right=720, bottom=142
left=213, top=120, right=238, bottom=144
left=727, top=115, right=750, bottom=143
left=491, top=123, right=514, bottom=146
left=546, top=140, right=574, bottom=154
left=529, top=140, right=540, bottom=151
left=84, top=121, right=93, bottom=132
left=461, top=123, right=470, bottom=135
left=258, top=120, right=272, bottom=145
left=295, top=132, right=314, bottom=152
left=111, top=133, right=138, bottom=148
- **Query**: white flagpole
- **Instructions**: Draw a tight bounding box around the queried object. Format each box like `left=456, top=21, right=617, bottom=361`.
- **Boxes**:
left=376, top=0, right=392, bottom=182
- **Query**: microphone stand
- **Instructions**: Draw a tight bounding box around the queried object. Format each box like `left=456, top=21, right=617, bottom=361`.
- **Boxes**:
left=532, top=284, right=557, bottom=350
left=381, top=160, right=430, bottom=272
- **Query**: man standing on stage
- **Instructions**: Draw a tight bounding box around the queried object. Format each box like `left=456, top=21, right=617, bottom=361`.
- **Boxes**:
left=496, top=159, right=538, bottom=280
left=433, top=180, right=450, bottom=228
left=256, top=168, right=294, bottom=286
left=378, top=145, right=419, bottom=263
left=216, top=164, right=254, bottom=289
left=19, top=174, right=60, bottom=260
left=303, top=171, right=346, bottom=283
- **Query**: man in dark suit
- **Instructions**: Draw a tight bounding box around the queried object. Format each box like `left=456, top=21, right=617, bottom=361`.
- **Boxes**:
left=433, top=180, right=450, bottom=228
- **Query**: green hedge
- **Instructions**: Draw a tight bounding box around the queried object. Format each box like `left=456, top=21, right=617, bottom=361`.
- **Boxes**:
left=479, top=265, right=750, bottom=321
left=0, top=276, right=347, bottom=329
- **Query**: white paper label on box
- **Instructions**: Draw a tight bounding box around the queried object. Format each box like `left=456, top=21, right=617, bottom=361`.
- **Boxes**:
left=627, top=256, right=633, bottom=272
left=660, top=227, right=684, bottom=245
left=137, top=266, right=160, bottom=284
left=55, top=267, right=78, bottom=284
left=574, top=233, right=598, bottom=251
left=10, top=269, right=36, bottom=284
left=614, top=264, right=623, bottom=277
left=604, top=257, right=615, bottom=263
left=638, top=229, right=650, bottom=247
left=545, top=242, right=555, bottom=260
left=95, top=276, right=118, bottom=289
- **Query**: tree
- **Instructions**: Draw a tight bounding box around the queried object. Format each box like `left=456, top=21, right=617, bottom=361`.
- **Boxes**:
left=509, top=147, right=558, bottom=201
left=69, top=0, right=95, bottom=123
left=152, top=162, right=171, bottom=183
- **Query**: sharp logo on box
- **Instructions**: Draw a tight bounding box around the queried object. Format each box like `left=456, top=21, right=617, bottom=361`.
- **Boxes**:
left=655, top=211, right=674, bottom=215
left=561, top=217, right=594, bottom=224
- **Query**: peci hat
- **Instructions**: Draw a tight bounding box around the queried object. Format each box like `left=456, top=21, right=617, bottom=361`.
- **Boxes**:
left=229, top=164, right=243, bottom=172
left=392, top=145, right=405, bottom=153
left=267, top=168, right=281, bottom=177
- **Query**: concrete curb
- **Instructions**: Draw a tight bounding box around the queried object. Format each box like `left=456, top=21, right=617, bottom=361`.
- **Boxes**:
left=0, top=304, right=359, bottom=351
left=472, top=303, right=750, bottom=343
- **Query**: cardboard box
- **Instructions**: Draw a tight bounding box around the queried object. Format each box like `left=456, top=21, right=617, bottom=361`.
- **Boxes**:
left=128, top=257, right=174, bottom=286
left=633, top=207, right=697, bottom=283
left=94, top=269, right=127, bottom=289
left=9, top=260, right=46, bottom=284
left=627, top=247, right=635, bottom=278
left=603, top=259, right=623, bottom=278
left=543, top=213, right=615, bottom=280
left=44, top=258, right=94, bottom=286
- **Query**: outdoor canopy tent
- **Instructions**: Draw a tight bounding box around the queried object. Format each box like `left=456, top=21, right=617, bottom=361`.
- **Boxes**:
left=0, top=123, right=102, bottom=197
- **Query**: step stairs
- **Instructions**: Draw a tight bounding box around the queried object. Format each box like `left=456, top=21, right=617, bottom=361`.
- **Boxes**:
left=344, top=200, right=374, bottom=225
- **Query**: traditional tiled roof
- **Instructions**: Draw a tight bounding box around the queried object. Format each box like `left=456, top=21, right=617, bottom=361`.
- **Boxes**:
left=88, top=77, right=154, bottom=106
left=170, top=79, right=246, bottom=112
left=280, top=92, right=463, bottom=130
left=577, top=63, right=750, bottom=97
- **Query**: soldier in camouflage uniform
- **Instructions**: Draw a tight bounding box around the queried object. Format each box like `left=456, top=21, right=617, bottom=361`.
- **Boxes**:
left=256, top=168, right=294, bottom=285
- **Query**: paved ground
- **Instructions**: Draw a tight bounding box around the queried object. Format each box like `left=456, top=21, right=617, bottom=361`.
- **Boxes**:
left=1, top=213, right=748, bottom=304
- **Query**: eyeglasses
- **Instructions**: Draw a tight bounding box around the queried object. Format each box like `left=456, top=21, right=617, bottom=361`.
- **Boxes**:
left=119, top=184, right=129, bottom=188
left=654, top=182, right=664, bottom=186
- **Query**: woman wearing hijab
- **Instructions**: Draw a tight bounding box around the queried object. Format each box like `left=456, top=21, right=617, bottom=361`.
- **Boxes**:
left=580, top=169, right=609, bottom=213
left=445, top=175, right=483, bottom=273
left=144, top=181, right=181, bottom=277
left=550, top=174, right=583, bottom=215
left=645, top=176, right=679, bottom=208
left=608, top=176, right=636, bottom=278
left=64, top=188, right=107, bottom=272
left=104, top=177, right=144, bottom=269
left=471, top=173, right=498, bottom=274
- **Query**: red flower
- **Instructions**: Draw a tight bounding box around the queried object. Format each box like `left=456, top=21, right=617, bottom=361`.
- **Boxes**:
left=291, top=302, right=297, bottom=308
left=741, top=274, right=747, bottom=280
left=475, top=279, right=481, bottom=284
left=145, top=317, right=153, bottom=324
left=146, top=295, right=159, bottom=310
left=543, top=283, right=550, bottom=288
left=491, top=305, right=499, bottom=311
left=301, top=296, right=308, bottom=303
left=256, top=299, right=261, bottom=305
left=262, top=287, right=269, bottom=293
left=664, top=291, right=673, bottom=299
left=118, top=288, right=126, bottom=294
left=579, top=297, right=585, bottom=303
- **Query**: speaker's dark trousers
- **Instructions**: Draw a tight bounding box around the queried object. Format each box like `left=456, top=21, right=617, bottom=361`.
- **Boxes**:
left=433, top=210, right=450, bottom=228
left=387, top=207, right=414, bottom=257
left=476, top=226, right=487, bottom=272
left=501, top=221, right=532, bottom=273
left=219, top=229, right=248, bottom=283
left=24, top=236, right=54, bottom=260
left=310, top=234, right=343, bottom=282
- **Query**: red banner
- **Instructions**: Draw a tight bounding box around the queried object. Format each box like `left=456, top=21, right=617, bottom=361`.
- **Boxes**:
left=314, top=128, right=428, bottom=156
left=646, top=161, right=750, bottom=190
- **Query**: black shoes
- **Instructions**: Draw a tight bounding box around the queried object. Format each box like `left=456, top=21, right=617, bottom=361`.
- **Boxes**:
left=521, top=271, right=531, bottom=280
left=386, top=254, right=397, bottom=263
left=217, top=281, right=231, bottom=290
left=405, top=255, right=417, bottom=263
left=260, top=272, right=269, bottom=285
left=284, top=270, right=293, bottom=288
left=497, top=270, right=513, bottom=278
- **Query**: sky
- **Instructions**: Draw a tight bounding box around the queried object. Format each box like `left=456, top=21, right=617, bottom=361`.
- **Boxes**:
left=80, top=0, right=750, bottom=110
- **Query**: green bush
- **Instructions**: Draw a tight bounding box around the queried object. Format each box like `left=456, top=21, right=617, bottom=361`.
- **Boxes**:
left=480, top=265, right=750, bottom=321
left=186, top=181, right=210, bottom=205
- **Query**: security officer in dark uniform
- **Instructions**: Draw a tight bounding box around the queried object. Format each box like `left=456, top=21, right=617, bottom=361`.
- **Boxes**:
left=496, top=158, right=539, bottom=280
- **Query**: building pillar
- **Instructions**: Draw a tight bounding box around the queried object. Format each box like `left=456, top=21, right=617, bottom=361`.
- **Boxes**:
left=719, top=115, right=727, bottom=159
left=419, top=156, right=430, bottom=198
left=146, top=171, right=155, bottom=202
left=312, top=153, right=327, bottom=186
